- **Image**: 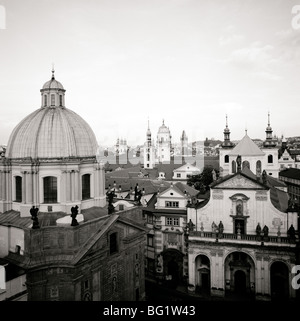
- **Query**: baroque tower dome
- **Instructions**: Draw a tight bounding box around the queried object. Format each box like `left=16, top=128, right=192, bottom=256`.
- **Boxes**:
left=6, top=70, right=98, bottom=159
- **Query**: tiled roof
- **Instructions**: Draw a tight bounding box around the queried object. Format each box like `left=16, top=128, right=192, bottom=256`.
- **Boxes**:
left=229, top=134, right=265, bottom=156
left=279, top=168, right=300, bottom=180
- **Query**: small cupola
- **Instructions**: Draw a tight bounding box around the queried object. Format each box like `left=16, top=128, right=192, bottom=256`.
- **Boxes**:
left=40, top=67, right=66, bottom=108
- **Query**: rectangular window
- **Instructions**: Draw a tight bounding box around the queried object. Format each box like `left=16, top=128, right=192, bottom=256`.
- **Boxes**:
left=59, top=95, right=63, bottom=106
left=177, top=173, right=181, bottom=178
left=166, top=217, right=179, bottom=226
left=82, top=174, right=90, bottom=200
left=165, top=201, right=179, bottom=208
left=147, top=235, right=154, bottom=247
left=119, top=204, right=124, bottom=211
left=15, top=176, right=22, bottom=202
left=166, top=217, right=173, bottom=225
left=44, top=176, right=57, bottom=203
left=110, top=232, right=118, bottom=254
left=147, top=214, right=153, bottom=224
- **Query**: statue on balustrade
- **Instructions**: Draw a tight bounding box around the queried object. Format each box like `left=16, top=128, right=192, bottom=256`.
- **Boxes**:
left=263, top=225, right=269, bottom=237
left=186, top=219, right=195, bottom=233
left=218, top=221, right=224, bottom=234
left=30, top=206, right=40, bottom=229
left=211, top=221, right=217, bottom=233
left=256, top=223, right=261, bottom=236
left=288, top=224, right=296, bottom=240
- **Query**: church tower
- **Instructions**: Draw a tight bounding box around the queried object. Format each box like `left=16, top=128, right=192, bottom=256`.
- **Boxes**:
left=144, top=120, right=155, bottom=169
left=219, top=115, right=235, bottom=176
left=181, top=130, right=188, bottom=164
left=261, top=112, right=279, bottom=177
left=156, top=120, right=171, bottom=163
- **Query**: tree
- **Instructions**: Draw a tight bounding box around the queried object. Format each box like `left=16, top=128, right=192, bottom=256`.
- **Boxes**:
left=187, top=166, right=217, bottom=192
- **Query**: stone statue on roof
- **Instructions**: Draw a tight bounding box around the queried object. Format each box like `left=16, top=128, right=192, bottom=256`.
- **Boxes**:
left=71, top=205, right=79, bottom=226
left=236, top=155, right=242, bottom=172
left=30, top=206, right=40, bottom=229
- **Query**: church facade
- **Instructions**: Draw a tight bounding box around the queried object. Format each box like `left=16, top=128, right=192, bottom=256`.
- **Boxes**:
left=219, top=114, right=280, bottom=178
left=186, top=163, right=298, bottom=300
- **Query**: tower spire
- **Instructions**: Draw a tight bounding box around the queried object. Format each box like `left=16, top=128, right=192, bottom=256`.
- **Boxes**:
left=51, top=63, right=55, bottom=80
left=268, top=111, right=270, bottom=127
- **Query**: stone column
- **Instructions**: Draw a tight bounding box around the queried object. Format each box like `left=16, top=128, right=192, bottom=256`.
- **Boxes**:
left=74, top=170, right=79, bottom=201
left=66, top=171, right=71, bottom=202
left=262, top=256, right=270, bottom=297
left=26, top=171, right=33, bottom=204
left=22, top=171, right=26, bottom=204
left=71, top=170, right=75, bottom=202
left=255, top=255, right=262, bottom=294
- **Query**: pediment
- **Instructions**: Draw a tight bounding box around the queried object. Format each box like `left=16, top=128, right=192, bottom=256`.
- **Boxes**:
left=159, top=186, right=184, bottom=198
left=214, top=174, right=265, bottom=190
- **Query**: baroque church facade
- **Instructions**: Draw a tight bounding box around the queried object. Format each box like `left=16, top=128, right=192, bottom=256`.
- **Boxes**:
left=186, top=116, right=299, bottom=300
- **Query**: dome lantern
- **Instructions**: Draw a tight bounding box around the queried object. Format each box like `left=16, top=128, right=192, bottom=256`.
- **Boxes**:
left=40, top=68, right=66, bottom=108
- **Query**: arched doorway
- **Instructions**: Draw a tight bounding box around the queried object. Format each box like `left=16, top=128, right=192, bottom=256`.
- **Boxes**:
left=162, top=249, right=183, bottom=288
left=224, top=251, right=255, bottom=299
left=270, top=261, right=289, bottom=300
left=195, top=255, right=210, bottom=294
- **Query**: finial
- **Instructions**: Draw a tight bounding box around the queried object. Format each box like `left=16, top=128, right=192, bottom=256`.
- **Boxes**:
left=225, top=114, right=228, bottom=128
left=148, top=117, right=150, bottom=130
left=268, top=111, right=270, bottom=126
left=51, top=63, right=55, bottom=80
left=162, top=119, right=165, bottom=125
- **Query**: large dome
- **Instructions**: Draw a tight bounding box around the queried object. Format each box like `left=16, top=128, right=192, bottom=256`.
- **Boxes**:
left=6, top=72, right=98, bottom=159
left=6, top=107, right=98, bottom=159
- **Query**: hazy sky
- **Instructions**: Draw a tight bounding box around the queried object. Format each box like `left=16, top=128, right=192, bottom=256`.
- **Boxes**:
left=0, top=0, right=300, bottom=147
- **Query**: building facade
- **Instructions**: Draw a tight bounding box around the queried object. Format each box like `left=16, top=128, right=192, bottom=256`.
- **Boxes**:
left=186, top=165, right=298, bottom=300
left=0, top=71, right=147, bottom=301
left=219, top=114, right=280, bottom=178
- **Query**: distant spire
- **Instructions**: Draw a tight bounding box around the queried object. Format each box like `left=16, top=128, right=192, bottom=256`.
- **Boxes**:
left=148, top=117, right=150, bottom=130
left=51, top=63, right=55, bottom=80
left=268, top=111, right=270, bottom=127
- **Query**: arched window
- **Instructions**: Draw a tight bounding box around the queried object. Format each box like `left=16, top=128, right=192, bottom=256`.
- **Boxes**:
left=82, top=174, right=91, bottom=200
left=44, top=95, right=47, bottom=107
left=242, top=160, right=250, bottom=170
left=268, top=154, right=273, bottom=163
left=224, top=155, right=229, bottom=163
left=43, top=176, right=57, bottom=203
left=232, top=160, right=236, bottom=173
left=15, top=176, right=22, bottom=202
left=59, top=95, right=63, bottom=106
left=147, top=154, right=150, bottom=162
left=256, top=160, right=261, bottom=176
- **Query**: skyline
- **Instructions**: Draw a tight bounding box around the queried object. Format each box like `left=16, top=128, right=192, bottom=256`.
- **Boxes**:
left=1, top=0, right=300, bottom=147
